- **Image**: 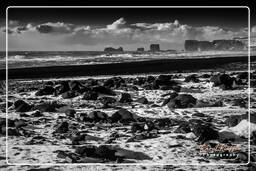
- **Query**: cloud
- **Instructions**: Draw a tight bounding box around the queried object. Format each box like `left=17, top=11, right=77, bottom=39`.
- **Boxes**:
left=106, top=17, right=126, bottom=30
left=3, top=18, right=250, bottom=50
left=36, top=22, right=75, bottom=34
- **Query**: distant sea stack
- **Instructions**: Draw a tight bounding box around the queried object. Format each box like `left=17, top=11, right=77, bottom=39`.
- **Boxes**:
left=104, top=47, right=124, bottom=53
left=184, top=39, right=245, bottom=51
left=137, top=47, right=145, bottom=52
left=150, top=44, right=160, bottom=52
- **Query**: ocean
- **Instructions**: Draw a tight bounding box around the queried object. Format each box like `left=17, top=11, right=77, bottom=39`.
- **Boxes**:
left=0, top=50, right=249, bottom=69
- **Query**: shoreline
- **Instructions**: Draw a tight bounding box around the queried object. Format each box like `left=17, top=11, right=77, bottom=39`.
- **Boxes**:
left=1, top=55, right=254, bottom=80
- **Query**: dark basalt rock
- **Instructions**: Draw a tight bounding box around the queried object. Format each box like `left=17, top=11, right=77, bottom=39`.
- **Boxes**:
left=83, top=91, right=98, bottom=100
left=61, top=90, right=77, bottom=99
left=70, top=133, right=102, bottom=145
left=191, top=122, right=219, bottom=144
left=131, top=121, right=155, bottom=133
left=110, top=108, right=135, bottom=123
left=133, top=77, right=146, bottom=85
left=56, top=150, right=80, bottom=163
left=210, top=74, right=234, bottom=90
left=232, top=98, right=247, bottom=108
left=32, top=101, right=61, bottom=112
left=95, top=145, right=117, bottom=160
left=136, top=97, right=149, bottom=104
left=167, top=94, right=197, bottom=109
left=252, top=131, right=256, bottom=145
left=14, top=99, right=32, bottom=112
left=92, top=86, right=116, bottom=96
left=31, top=110, right=43, bottom=117
left=55, top=81, right=70, bottom=95
left=225, top=114, right=247, bottom=127
left=192, top=112, right=206, bottom=117
left=69, top=80, right=84, bottom=91
left=44, top=81, right=54, bottom=86
left=98, top=96, right=116, bottom=107
left=65, top=109, right=76, bottom=118
left=174, top=122, right=191, bottom=133
left=201, top=73, right=211, bottom=78
left=153, top=118, right=177, bottom=128
left=14, top=119, right=27, bottom=128
left=35, top=86, right=55, bottom=96
left=185, top=74, right=199, bottom=83
left=237, top=72, right=248, bottom=80
left=103, top=77, right=125, bottom=88
left=0, top=118, right=15, bottom=128
left=152, top=75, right=175, bottom=88
left=54, top=121, right=69, bottom=134
left=75, top=145, right=117, bottom=161
left=6, top=128, right=21, bottom=136
left=88, top=111, right=108, bottom=122
left=119, top=93, right=132, bottom=103
left=75, top=145, right=96, bottom=156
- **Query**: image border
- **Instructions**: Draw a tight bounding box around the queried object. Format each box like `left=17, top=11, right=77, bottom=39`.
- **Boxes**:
left=5, top=5, right=251, bottom=166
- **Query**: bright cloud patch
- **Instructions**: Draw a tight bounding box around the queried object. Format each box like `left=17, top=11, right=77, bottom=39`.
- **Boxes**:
left=1, top=18, right=250, bottom=50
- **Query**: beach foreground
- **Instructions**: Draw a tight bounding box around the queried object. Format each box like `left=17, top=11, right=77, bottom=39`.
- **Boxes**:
left=0, top=69, right=255, bottom=169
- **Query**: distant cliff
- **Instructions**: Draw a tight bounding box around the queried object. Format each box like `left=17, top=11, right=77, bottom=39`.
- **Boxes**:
left=104, top=47, right=124, bottom=53
left=150, top=44, right=160, bottom=52
left=184, top=39, right=245, bottom=51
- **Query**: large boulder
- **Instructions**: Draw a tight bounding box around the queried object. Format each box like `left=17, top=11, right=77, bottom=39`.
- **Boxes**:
left=55, top=81, right=70, bottom=95
left=92, top=86, right=116, bottom=96
left=54, top=121, right=69, bottom=133
left=69, top=80, right=84, bottom=91
left=32, top=101, right=62, bottom=112
left=210, top=74, right=234, bottom=90
left=191, top=122, right=219, bottom=144
left=82, top=91, right=98, bottom=100
left=103, top=77, right=125, bottom=88
left=225, top=114, right=247, bottom=127
left=184, top=74, right=199, bottom=83
left=61, top=90, right=77, bottom=99
left=136, top=97, right=149, bottom=104
left=35, top=86, right=55, bottom=96
left=167, top=94, right=197, bottom=109
left=119, top=93, right=132, bottom=103
left=98, top=96, right=117, bottom=107
left=88, top=111, right=108, bottom=122
left=110, top=108, right=136, bottom=123
left=14, top=100, right=32, bottom=112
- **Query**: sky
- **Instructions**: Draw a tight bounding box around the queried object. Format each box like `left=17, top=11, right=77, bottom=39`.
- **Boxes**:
left=0, top=7, right=255, bottom=51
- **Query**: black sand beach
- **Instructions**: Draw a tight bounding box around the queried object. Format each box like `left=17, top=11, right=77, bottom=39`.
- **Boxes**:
left=1, top=55, right=253, bottom=80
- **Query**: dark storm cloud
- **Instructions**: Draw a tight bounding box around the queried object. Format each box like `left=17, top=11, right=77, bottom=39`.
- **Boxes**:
left=36, top=24, right=53, bottom=33
left=2, top=18, right=250, bottom=46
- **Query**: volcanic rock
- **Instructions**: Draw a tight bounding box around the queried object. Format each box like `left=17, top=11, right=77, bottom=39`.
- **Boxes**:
left=110, top=108, right=135, bottom=123
left=88, top=111, right=108, bottom=122
left=54, top=121, right=69, bottom=134
left=191, top=122, right=219, bottom=144
left=35, top=86, right=55, bottom=96
left=92, top=86, right=116, bottom=96
left=119, top=93, right=132, bottom=103
left=61, top=90, right=77, bottom=99
left=14, top=99, right=32, bottom=112
left=167, top=94, right=197, bottom=109
left=82, top=91, right=98, bottom=100
left=136, top=97, right=149, bottom=104
left=65, top=109, right=76, bottom=118
left=210, top=74, right=234, bottom=90
left=185, top=74, right=199, bottom=83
